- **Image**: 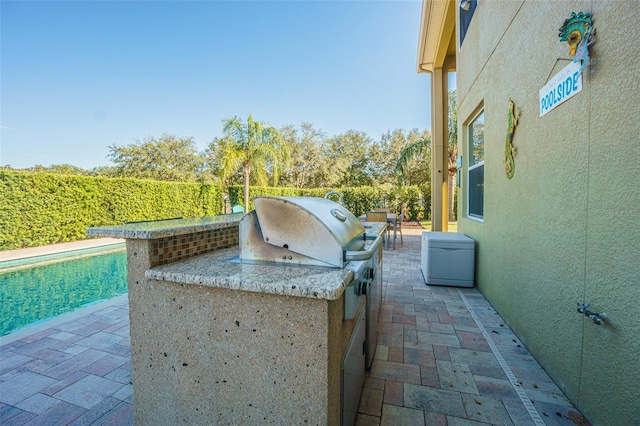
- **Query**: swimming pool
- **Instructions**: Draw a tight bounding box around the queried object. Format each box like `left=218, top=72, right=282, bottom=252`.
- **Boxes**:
left=0, top=245, right=127, bottom=336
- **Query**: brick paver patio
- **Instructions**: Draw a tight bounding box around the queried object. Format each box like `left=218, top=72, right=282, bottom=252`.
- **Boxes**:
left=0, top=228, right=589, bottom=425
left=0, top=295, right=133, bottom=425
left=357, top=226, right=588, bottom=426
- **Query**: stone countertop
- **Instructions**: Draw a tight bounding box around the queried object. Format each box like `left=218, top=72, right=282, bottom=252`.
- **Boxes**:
left=144, top=222, right=386, bottom=300
left=145, top=247, right=353, bottom=300
left=86, top=213, right=244, bottom=240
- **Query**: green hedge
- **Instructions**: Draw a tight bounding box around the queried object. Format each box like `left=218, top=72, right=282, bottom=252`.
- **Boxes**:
left=228, top=184, right=431, bottom=221
left=0, top=170, right=432, bottom=250
left=0, top=171, right=223, bottom=250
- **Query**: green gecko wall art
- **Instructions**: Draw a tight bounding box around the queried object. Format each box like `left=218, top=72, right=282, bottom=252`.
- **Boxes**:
left=504, top=99, right=520, bottom=179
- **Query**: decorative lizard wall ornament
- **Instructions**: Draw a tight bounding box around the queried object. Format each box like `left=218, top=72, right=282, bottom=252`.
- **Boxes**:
left=504, top=99, right=520, bottom=179
left=559, top=12, right=596, bottom=75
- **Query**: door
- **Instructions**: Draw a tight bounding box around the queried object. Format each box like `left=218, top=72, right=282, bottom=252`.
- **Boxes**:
left=578, top=10, right=640, bottom=420
left=342, top=308, right=366, bottom=426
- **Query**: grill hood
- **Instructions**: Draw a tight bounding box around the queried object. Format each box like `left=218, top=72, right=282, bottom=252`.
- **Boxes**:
left=239, top=196, right=370, bottom=268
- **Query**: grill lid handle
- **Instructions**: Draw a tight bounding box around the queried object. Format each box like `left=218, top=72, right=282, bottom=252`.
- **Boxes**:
left=344, top=232, right=384, bottom=261
left=331, top=208, right=347, bottom=222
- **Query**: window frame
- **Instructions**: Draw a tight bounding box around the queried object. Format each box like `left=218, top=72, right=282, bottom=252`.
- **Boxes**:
left=467, top=109, right=485, bottom=221
left=459, top=0, right=478, bottom=47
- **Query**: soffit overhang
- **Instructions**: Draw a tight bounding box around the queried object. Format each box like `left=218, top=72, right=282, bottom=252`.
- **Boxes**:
left=417, top=0, right=457, bottom=73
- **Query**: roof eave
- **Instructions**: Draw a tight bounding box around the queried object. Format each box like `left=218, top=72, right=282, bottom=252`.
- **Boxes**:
left=416, top=0, right=456, bottom=74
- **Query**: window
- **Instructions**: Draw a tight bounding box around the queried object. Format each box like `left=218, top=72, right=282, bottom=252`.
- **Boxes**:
left=468, top=111, right=484, bottom=219
left=459, top=0, right=477, bottom=46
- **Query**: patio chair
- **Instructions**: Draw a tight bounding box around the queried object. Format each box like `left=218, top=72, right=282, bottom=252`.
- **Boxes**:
left=232, top=205, right=245, bottom=213
left=366, top=211, right=390, bottom=249
left=388, top=203, right=406, bottom=247
left=374, top=208, right=390, bottom=213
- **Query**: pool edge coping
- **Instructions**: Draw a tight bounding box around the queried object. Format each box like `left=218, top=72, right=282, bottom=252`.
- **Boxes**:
left=0, top=238, right=125, bottom=262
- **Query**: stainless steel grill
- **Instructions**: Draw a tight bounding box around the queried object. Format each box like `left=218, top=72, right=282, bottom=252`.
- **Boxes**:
left=237, top=196, right=383, bottom=426
left=239, top=196, right=381, bottom=268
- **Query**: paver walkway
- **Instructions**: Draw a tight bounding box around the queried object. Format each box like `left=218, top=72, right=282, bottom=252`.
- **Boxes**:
left=0, top=295, right=133, bottom=425
left=1, top=230, right=588, bottom=425
left=357, top=225, right=588, bottom=426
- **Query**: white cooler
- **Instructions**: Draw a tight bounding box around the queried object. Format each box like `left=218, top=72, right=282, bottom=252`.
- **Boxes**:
left=421, top=232, right=475, bottom=287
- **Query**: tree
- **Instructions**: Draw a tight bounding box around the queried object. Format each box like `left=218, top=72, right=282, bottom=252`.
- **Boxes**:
left=395, top=134, right=431, bottom=186
left=216, top=115, right=289, bottom=210
left=89, top=166, right=120, bottom=178
left=374, top=129, right=431, bottom=186
left=323, top=130, right=373, bottom=187
left=447, top=90, right=458, bottom=221
left=30, top=164, right=91, bottom=176
left=279, top=122, right=325, bottom=188
left=395, top=90, right=457, bottom=220
left=108, top=134, right=204, bottom=182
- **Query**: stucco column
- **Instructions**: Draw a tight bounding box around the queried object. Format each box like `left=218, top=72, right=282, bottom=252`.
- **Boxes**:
left=430, top=67, right=449, bottom=231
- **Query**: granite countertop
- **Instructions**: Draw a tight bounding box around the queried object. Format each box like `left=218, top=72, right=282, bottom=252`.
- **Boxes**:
left=86, top=213, right=244, bottom=240
left=145, top=247, right=354, bottom=300
left=144, top=222, right=385, bottom=300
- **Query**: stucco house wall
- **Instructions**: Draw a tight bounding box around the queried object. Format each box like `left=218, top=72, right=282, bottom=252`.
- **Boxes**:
left=455, top=1, right=639, bottom=424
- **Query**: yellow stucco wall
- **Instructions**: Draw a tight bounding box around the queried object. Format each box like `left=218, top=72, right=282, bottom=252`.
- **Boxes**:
left=455, top=1, right=640, bottom=424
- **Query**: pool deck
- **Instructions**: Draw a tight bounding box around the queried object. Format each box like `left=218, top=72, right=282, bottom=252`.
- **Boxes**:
left=1, top=239, right=131, bottom=425
left=0, top=233, right=588, bottom=425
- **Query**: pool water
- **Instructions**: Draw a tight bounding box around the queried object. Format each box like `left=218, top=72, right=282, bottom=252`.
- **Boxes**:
left=0, top=248, right=127, bottom=336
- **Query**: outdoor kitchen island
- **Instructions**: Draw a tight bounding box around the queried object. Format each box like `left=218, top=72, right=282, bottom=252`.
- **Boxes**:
left=87, top=200, right=385, bottom=426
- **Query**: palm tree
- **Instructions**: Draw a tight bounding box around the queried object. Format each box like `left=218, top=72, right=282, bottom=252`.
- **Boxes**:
left=218, top=115, right=289, bottom=211
left=395, top=136, right=431, bottom=186
left=396, top=90, right=458, bottom=221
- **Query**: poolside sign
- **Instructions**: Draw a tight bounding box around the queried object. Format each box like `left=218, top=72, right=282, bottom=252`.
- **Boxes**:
left=539, top=60, right=582, bottom=117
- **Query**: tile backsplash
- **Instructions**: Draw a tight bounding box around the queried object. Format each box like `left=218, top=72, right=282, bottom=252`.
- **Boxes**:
left=151, top=224, right=239, bottom=266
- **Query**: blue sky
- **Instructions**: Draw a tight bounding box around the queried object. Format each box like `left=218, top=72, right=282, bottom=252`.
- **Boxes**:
left=1, top=0, right=431, bottom=169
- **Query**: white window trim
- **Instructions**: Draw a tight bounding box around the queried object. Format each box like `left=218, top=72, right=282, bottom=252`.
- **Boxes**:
left=466, top=108, right=485, bottom=222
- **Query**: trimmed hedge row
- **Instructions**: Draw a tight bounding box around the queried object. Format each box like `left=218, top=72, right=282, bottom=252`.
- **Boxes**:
left=228, top=184, right=431, bottom=221
left=0, top=171, right=223, bottom=250
left=1, top=170, right=431, bottom=250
